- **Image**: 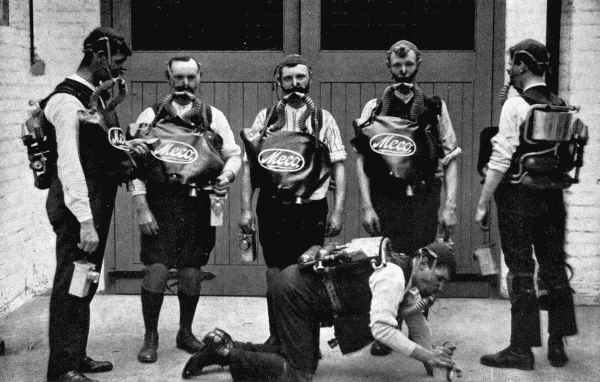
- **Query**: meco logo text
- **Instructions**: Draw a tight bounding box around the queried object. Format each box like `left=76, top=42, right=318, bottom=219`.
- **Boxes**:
left=152, top=140, right=198, bottom=163
left=370, top=133, right=416, bottom=157
left=258, top=149, right=305, bottom=172
left=108, top=127, right=129, bottom=151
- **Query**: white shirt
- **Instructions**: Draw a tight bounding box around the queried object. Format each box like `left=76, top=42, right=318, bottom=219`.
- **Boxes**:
left=368, top=262, right=433, bottom=357
left=44, top=74, right=96, bottom=222
left=248, top=104, right=347, bottom=200
left=487, top=81, right=547, bottom=173
left=131, top=102, right=242, bottom=195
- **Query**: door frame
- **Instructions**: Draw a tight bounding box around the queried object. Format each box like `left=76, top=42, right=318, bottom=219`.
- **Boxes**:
left=102, top=0, right=506, bottom=297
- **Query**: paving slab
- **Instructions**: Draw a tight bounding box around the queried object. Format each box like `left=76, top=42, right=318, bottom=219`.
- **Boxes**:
left=1, top=295, right=598, bottom=382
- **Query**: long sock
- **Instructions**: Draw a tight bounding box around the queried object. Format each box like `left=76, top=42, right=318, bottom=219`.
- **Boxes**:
left=178, top=291, right=200, bottom=330
left=141, top=287, right=164, bottom=333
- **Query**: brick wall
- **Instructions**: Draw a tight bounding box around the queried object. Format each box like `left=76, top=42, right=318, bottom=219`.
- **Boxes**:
left=0, top=0, right=100, bottom=318
left=499, top=0, right=600, bottom=305
left=560, top=0, right=600, bottom=305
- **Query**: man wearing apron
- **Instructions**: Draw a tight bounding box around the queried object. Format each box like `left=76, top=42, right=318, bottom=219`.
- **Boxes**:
left=239, top=55, right=347, bottom=345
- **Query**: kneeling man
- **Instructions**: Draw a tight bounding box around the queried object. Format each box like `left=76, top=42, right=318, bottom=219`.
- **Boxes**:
left=183, top=239, right=457, bottom=381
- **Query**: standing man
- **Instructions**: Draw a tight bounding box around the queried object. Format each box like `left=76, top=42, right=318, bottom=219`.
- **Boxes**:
left=352, top=40, right=460, bottom=355
left=475, top=39, right=578, bottom=370
left=238, top=54, right=347, bottom=345
left=129, top=56, right=242, bottom=363
left=44, top=27, right=133, bottom=382
left=183, top=241, right=458, bottom=382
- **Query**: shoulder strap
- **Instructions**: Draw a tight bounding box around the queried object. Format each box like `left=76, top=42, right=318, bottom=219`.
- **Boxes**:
left=520, top=87, right=566, bottom=107
left=201, top=102, right=213, bottom=132
left=312, top=107, right=323, bottom=139
left=264, top=105, right=277, bottom=130
left=40, top=79, right=93, bottom=109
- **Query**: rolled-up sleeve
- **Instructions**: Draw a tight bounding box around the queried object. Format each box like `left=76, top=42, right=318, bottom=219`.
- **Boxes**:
left=487, top=97, right=527, bottom=173
left=438, top=101, right=458, bottom=156
left=320, top=110, right=347, bottom=163
left=210, top=107, right=242, bottom=176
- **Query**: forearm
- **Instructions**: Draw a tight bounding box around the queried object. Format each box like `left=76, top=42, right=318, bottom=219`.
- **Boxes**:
left=356, top=155, right=373, bottom=209
left=132, top=193, right=150, bottom=211
left=331, top=161, right=346, bottom=213
left=371, top=321, right=417, bottom=357
left=222, top=155, right=242, bottom=180
left=443, top=159, right=458, bottom=210
left=240, top=162, right=255, bottom=212
left=477, top=168, right=505, bottom=207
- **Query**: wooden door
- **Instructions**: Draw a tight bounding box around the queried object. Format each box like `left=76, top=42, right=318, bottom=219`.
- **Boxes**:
left=104, top=0, right=302, bottom=295
left=104, top=0, right=505, bottom=296
left=301, top=0, right=504, bottom=283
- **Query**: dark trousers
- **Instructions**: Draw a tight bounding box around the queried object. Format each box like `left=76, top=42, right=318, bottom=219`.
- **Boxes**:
left=140, top=183, right=215, bottom=268
left=46, top=177, right=117, bottom=380
left=229, top=266, right=329, bottom=381
left=495, top=184, right=577, bottom=348
left=370, top=178, right=442, bottom=255
left=256, top=192, right=328, bottom=340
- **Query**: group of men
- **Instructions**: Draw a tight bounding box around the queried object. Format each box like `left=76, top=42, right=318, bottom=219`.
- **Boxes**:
left=40, top=25, right=578, bottom=382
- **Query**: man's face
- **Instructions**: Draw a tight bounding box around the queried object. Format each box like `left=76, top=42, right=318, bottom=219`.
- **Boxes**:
left=412, top=260, right=450, bottom=298
left=93, top=50, right=128, bottom=82
left=388, top=50, right=420, bottom=84
left=506, top=56, right=525, bottom=90
left=168, top=59, right=200, bottom=97
left=280, top=64, right=311, bottom=95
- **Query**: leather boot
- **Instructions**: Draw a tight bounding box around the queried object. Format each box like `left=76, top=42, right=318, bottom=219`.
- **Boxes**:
left=176, top=327, right=204, bottom=354
left=548, top=335, right=569, bottom=367
left=137, top=331, right=159, bottom=363
left=480, top=346, right=534, bottom=370
left=182, top=328, right=232, bottom=379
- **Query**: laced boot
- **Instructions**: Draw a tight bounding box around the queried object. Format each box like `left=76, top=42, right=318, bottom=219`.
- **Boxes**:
left=182, top=328, right=233, bottom=379
left=480, top=346, right=534, bottom=370
left=548, top=335, right=569, bottom=367
left=137, top=331, right=159, bottom=363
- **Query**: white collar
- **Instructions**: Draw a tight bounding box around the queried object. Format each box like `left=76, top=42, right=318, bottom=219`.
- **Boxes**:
left=523, top=81, right=546, bottom=92
left=68, top=73, right=96, bottom=92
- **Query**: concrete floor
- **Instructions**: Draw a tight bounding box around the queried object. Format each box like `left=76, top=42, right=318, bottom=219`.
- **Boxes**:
left=0, top=294, right=598, bottom=382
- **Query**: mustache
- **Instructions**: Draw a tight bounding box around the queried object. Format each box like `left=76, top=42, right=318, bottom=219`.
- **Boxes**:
left=173, top=87, right=196, bottom=100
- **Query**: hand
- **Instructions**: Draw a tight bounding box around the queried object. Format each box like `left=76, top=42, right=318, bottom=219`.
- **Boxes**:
left=137, top=204, right=159, bottom=235
left=126, top=138, right=151, bottom=155
left=325, top=209, right=343, bottom=237
left=239, top=210, right=256, bottom=234
left=78, top=219, right=99, bottom=253
left=475, top=202, right=489, bottom=231
left=214, top=171, right=234, bottom=194
left=426, top=345, right=454, bottom=370
left=440, top=206, right=457, bottom=240
left=362, top=206, right=381, bottom=236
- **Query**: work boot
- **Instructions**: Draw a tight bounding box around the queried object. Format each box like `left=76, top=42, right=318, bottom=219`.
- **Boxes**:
left=480, top=346, right=534, bottom=370
left=79, top=356, right=113, bottom=373
left=52, top=370, right=99, bottom=382
left=137, top=331, right=159, bottom=363
left=370, top=340, right=393, bottom=356
left=548, top=335, right=569, bottom=367
left=176, top=327, right=204, bottom=353
left=182, top=328, right=233, bottom=379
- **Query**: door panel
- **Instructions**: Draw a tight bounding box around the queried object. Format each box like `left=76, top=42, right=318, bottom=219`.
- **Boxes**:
left=302, top=0, right=495, bottom=275
left=105, top=0, right=504, bottom=295
left=106, top=0, right=300, bottom=294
